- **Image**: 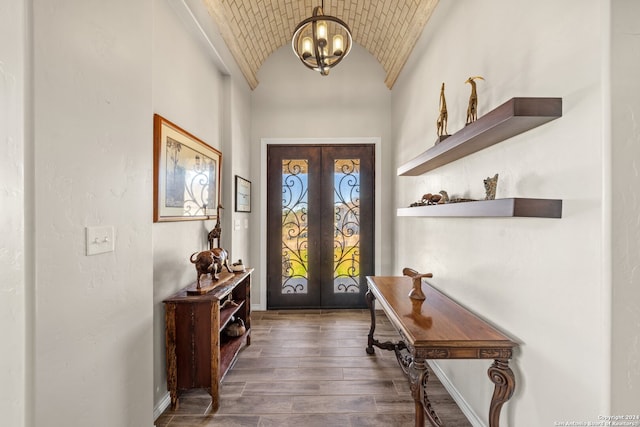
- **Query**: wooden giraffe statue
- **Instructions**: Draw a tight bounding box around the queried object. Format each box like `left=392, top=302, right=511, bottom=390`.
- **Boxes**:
left=207, top=203, right=224, bottom=250
left=465, top=76, right=484, bottom=125
left=436, top=82, right=449, bottom=137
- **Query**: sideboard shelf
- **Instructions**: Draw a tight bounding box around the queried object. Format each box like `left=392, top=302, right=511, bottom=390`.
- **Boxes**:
left=397, top=97, right=562, bottom=176
left=397, top=198, right=562, bottom=218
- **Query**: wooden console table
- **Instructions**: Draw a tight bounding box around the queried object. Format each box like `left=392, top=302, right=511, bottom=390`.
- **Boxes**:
left=163, top=269, right=252, bottom=412
left=365, top=276, right=517, bottom=427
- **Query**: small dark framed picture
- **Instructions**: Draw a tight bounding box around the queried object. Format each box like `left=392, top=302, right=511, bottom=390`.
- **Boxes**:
left=235, top=175, right=251, bottom=212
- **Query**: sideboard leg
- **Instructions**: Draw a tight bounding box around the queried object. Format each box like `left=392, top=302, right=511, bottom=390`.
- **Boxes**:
left=165, top=303, right=179, bottom=410
left=487, top=359, right=516, bottom=427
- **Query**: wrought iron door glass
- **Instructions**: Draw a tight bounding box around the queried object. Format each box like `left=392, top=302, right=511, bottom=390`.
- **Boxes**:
left=281, top=159, right=309, bottom=294
left=333, top=159, right=360, bottom=293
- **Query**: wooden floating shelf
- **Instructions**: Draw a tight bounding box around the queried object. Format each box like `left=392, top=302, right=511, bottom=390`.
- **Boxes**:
left=397, top=97, right=562, bottom=176
left=397, top=198, right=563, bottom=218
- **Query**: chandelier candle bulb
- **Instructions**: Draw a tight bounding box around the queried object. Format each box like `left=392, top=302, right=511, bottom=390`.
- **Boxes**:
left=317, top=21, right=327, bottom=42
left=302, top=37, right=312, bottom=59
left=333, top=34, right=343, bottom=56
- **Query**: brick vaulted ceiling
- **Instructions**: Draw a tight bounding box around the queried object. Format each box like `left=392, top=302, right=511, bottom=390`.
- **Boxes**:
left=203, top=0, right=439, bottom=90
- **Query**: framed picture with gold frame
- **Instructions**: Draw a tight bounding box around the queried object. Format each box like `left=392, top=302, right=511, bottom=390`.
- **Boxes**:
left=153, top=114, right=221, bottom=222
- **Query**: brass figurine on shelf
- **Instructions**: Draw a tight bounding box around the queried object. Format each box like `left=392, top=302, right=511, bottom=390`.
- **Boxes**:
left=465, top=76, right=485, bottom=125
left=436, top=82, right=449, bottom=143
left=190, top=247, right=233, bottom=288
left=207, top=203, right=224, bottom=250
left=402, top=267, right=433, bottom=301
left=484, top=173, right=499, bottom=200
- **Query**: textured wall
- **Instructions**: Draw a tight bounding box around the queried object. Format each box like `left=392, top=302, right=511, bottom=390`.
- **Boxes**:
left=32, top=0, right=153, bottom=425
left=611, top=0, right=640, bottom=412
left=392, top=0, right=608, bottom=424
left=0, top=0, right=27, bottom=425
left=151, top=0, right=252, bottom=414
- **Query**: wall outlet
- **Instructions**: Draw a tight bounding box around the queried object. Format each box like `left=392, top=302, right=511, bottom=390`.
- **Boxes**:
left=85, top=225, right=115, bottom=256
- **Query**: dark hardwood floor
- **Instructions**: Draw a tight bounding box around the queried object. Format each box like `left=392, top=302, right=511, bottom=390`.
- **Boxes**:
left=155, top=309, right=471, bottom=427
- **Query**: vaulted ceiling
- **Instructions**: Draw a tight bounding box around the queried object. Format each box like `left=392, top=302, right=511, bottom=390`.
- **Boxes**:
left=203, top=0, right=439, bottom=90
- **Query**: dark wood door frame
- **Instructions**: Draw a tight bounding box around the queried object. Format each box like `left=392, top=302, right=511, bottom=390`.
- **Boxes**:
left=266, top=143, right=375, bottom=309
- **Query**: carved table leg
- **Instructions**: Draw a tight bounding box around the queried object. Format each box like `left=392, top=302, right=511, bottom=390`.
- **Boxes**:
left=366, top=289, right=399, bottom=354
left=366, top=289, right=377, bottom=355
left=410, top=357, right=442, bottom=427
left=420, top=365, right=443, bottom=427
left=487, top=359, right=516, bottom=427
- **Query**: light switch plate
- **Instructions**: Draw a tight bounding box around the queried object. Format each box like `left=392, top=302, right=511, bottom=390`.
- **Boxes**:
left=86, top=225, right=115, bottom=256
left=234, top=219, right=240, bottom=230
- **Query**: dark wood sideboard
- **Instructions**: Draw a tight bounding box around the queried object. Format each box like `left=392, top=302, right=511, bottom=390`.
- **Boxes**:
left=163, top=269, right=252, bottom=412
left=366, top=275, right=518, bottom=427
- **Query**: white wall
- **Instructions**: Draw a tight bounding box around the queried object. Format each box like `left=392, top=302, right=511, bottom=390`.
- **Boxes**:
left=611, top=0, right=640, bottom=412
left=250, top=44, right=393, bottom=308
left=0, top=1, right=28, bottom=425
left=32, top=0, right=154, bottom=426
left=392, top=0, right=610, bottom=424
left=151, top=0, right=252, bottom=415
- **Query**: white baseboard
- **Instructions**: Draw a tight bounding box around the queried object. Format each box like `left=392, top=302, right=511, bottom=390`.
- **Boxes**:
left=153, top=392, right=171, bottom=423
left=251, top=303, right=266, bottom=311
left=427, top=361, right=486, bottom=427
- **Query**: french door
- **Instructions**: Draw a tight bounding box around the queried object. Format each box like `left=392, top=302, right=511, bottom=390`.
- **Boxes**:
left=267, top=144, right=375, bottom=309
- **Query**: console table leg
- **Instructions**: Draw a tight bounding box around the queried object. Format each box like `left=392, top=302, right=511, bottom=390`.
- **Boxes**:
left=420, top=366, right=443, bottom=427
left=410, top=358, right=442, bottom=427
left=365, top=289, right=377, bottom=354
left=487, top=359, right=516, bottom=427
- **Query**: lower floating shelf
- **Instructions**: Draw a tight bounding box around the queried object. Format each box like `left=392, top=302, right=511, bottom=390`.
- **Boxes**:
left=397, top=198, right=562, bottom=218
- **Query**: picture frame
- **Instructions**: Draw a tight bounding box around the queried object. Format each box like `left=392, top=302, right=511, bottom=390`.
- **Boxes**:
left=153, top=114, right=222, bottom=222
left=235, top=175, right=251, bottom=213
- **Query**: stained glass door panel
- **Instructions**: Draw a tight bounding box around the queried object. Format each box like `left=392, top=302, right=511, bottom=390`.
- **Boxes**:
left=267, top=145, right=374, bottom=309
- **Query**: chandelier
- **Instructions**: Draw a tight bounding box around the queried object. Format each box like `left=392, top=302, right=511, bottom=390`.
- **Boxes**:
left=291, top=1, right=352, bottom=76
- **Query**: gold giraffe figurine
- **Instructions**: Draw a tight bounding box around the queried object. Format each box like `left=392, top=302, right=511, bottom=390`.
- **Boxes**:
left=465, top=76, right=485, bottom=125
left=208, top=203, right=224, bottom=250
left=436, top=82, right=449, bottom=137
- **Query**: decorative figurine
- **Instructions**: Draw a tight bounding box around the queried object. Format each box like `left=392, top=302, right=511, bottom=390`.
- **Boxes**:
left=439, top=190, right=450, bottom=203
left=436, top=82, right=449, bottom=142
left=409, top=193, right=440, bottom=207
left=465, top=76, right=485, bottom=125
left=484, top=173, right=499, bottom=200
left=190, top=247, right=233, bottom=288
left=231, top=259, right=246, bottom=273
left=423, top=193, right=443, bottom=205
left=207, top=203, right=224, bottom=250
left=224, top=317, right=246, bottom=337
left=402, top=267, right=433, bottom=301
